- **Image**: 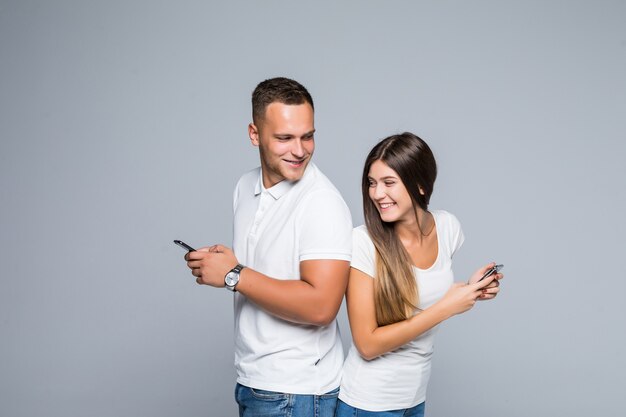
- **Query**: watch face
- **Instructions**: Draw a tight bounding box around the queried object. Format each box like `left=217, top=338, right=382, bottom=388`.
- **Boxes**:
left=225, top=272, right=238, bottom=287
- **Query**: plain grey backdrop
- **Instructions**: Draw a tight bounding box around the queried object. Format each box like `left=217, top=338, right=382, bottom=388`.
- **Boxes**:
left=2, top=1, right=625, bottom=416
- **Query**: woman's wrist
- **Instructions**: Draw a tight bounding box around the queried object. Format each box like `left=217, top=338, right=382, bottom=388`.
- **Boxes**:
left=424, top=301, right=452, bottom=323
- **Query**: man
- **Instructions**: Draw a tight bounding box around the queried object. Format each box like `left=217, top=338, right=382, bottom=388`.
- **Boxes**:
left=185, top=77, right=352, bottom=416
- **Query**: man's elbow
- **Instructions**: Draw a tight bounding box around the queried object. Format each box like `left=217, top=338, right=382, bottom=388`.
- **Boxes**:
left=309, top=309, right=339, bottom=327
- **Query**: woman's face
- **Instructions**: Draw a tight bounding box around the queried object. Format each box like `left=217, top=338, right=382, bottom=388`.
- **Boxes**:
left=367, top=160, right=414, bottom=223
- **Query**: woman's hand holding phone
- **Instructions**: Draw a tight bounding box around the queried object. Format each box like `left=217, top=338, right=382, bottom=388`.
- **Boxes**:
left=468, top=262, right=503, bottom=301
left=436, top=272, right=498, bottom=318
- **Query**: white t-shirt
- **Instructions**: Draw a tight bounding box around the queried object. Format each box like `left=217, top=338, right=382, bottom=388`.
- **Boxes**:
left=232, top=163, right=352, bottom=395
left=339, top=210, right=464, bottom=411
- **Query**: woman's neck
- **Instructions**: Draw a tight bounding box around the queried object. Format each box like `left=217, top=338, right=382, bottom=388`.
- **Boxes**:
left=395, top=209, right=434, bottom=245
left=395, top=209, right=438, bottom=269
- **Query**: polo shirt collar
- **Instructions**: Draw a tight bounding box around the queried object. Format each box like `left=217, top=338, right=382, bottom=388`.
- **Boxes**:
left=254, top=164, right=314, bottom=200
left=253, top=171, right=295, bottom=200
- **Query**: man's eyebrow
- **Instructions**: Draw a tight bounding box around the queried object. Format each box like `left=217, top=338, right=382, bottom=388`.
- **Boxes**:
left=274, top=129, right=316, bottom=138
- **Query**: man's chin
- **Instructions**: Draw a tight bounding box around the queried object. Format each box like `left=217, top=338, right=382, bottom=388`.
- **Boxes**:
left=283, top=162, right=309, bottom=181
left=285, top=172, right=305, bottom=182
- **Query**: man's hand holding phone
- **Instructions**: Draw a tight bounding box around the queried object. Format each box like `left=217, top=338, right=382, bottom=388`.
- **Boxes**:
left=179, top=242, right=239, bottom=287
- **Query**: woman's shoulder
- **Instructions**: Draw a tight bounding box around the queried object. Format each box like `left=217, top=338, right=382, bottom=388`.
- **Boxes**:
left=432, top=209, right=464, bottom=253
left=352, top=225, right=376, bottom=250
left=352, top=224, right=372, bottom=242
left=351, top=225, right=376, bottom=273
left=432, top=209, right=461, bottom=228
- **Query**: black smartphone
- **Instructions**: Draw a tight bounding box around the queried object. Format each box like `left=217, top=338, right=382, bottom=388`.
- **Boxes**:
left=173, top=240, right=196, bottom=252
left=478, top=264, right=503, bottom=282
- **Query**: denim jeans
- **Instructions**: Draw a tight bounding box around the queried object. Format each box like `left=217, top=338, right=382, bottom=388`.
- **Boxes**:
left=235, top=383, right=340, bottom=417
left=334, top=399, right=425, bottom=417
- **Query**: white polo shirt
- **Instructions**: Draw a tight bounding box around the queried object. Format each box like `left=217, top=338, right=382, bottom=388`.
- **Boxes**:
left=232, top=163, right=352, bottom=395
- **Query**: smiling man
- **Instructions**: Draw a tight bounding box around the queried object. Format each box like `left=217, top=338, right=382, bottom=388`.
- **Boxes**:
left=185, top=77, right=352, bottom=416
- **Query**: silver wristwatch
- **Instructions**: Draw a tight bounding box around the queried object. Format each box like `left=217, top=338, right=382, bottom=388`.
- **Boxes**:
left=224, top=264, right=245, bottom=292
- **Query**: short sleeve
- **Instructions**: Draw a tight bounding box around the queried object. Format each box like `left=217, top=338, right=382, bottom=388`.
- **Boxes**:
left=350, top=226, right=376, bottom=278
left=447, top=212, right=465, bottom=257
left=298, top=189, right=353, bottom=261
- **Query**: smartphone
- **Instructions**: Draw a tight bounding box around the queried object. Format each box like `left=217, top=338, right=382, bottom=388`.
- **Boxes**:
left=173, top=240, right=196, bottom=252
left=478, top=264, right=503, bottom=282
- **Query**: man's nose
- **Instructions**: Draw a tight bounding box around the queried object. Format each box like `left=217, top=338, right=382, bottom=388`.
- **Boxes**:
left=291, top=139, right=305, bottom=158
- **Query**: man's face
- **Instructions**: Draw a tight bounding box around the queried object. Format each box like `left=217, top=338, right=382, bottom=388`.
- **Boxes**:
left=249, top=102, right=315, bottom=188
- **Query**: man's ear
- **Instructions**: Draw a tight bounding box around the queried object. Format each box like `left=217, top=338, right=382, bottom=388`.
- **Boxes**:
left=249, top=123, right=260, bottom=146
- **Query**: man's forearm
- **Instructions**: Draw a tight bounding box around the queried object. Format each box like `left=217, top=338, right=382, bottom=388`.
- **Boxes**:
left=236, top=262, right=349, bottom=326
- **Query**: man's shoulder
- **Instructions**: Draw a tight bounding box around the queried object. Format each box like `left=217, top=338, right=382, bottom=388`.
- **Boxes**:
left=287, top=165, right=352, bottom=230
left=298, top=164, right=344, bottom=199
left=234, top=167, right=261, bottom=195
left=237, top=167, right=261, bottom=185
left=232, top=167, right=261, bottom=208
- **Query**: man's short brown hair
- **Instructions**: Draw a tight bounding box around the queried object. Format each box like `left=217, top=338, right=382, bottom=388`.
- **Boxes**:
left=252, top=77, right=314, bottom=124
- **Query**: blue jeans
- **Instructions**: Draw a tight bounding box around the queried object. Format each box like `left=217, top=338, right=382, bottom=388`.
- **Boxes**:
left=335, top=399, right=425, bottom=417
left=235, top=383, right=340, bottom=417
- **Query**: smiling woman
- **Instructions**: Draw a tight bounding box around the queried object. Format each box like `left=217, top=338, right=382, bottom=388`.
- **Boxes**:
left=337, top=132, right=502, bottom=416
left=364, top=133, right=440, bottom=326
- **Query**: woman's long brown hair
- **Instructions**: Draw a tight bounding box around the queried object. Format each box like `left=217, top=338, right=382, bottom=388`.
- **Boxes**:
left=362, top=133, right=437, bottom=326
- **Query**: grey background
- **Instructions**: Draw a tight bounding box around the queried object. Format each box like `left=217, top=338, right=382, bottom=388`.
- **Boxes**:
left=1, top=1, right=625, bottom=416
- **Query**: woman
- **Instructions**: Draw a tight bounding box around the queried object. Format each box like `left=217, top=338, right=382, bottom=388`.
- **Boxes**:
left=336, top=132, right=502, bottom=417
